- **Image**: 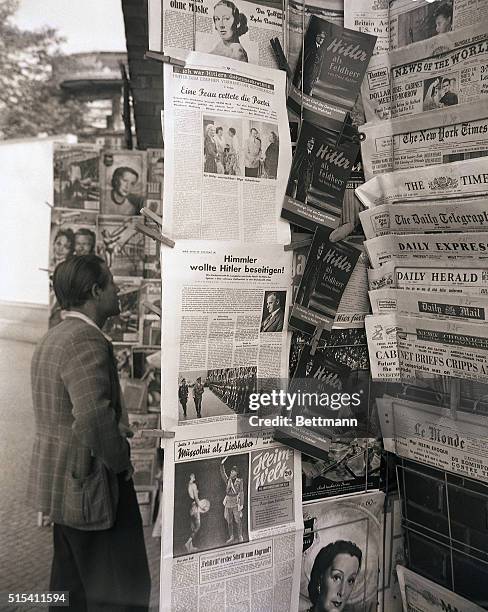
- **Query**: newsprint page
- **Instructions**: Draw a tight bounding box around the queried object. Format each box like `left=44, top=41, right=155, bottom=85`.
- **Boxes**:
left=163, top=53, right=291, bottom=243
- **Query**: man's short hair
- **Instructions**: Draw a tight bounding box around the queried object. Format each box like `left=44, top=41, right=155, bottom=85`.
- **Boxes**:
left=75, top=228, right=96, bottom=249
left=268, top=292, right=280, bottom=305
left=434, top=2, right=453, bottom=20
left=442, top=77, right=451, bottom=85
left=53, top=255, right=109, bottom=310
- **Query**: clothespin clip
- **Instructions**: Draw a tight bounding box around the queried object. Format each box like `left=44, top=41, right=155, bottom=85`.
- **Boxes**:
left=309, top=324, right=325, bottom=356
left=141, top=206, right=163, bottom=227
left=270, top=37, right=292, bottom=78
left=144, top=51, right=186, bottom=67
left=39, top=267, right=52, bottom=274
left=45, top=201, right=53, bottom=208
left=143, top=301, right=162, bottom=318
left=141, top=428, right=175, bottom=439
left=135, top=221, right=175, bottom=248
left=284, top=236, right=313, bottom=252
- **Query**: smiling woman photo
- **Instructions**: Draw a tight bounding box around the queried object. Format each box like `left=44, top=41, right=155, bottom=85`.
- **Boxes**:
left=210, top=0, right=248, bottom=62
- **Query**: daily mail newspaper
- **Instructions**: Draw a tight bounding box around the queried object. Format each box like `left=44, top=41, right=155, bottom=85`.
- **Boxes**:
left=360, top=197, right=488, bottom=238
left=365, top=312, right=488, bottom=381
left=163, top=53, right=292, bottom=243
left=344, top=0, right=390, bottom=57
left=367, top=258, right=488, bottom=294
left=359, top=100, right=488, bottom=180
left=396, top=565, right=485, bottom=612
left=161, top=241, right=291, bottom=429
left=148, top=0, right=284, bottom=67
left=377, top=395, right=488, bottom=484
left=365, top=232, right=488, bottom=268
left=355, top=157, right=488, bottom=208
left=389, top=0, right=488, bottom=51
left=362, top=23, right=488, bottom=122
left=160, top=420, right=303, bottom=612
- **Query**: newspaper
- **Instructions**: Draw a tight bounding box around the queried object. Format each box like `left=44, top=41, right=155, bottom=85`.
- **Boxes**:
left=369, top=287, right=488, bottom=322
left=360, top=197, right=488, bottom=238
left=147, top=0, right=284, bottom=67
left=389, top=0, right=488, bottom=51
left=160, top=420, right=303, bottom=612
left=377, top=395, right=488, bottom=484
left=367, top=258, right=488, bottom=294
left=163, top=52, right=292, bottom=243
left=362, top=23, right=488, bottom=122
left=365, top=232, right=488, bottom=268
left=396, top=565, right=485, bottom=612
left=161, top=241, right=291, bottom=428
left=344, top=0, right=389, bottom=57
left=365, top=312, right=488, bottom=382
left=359, top=100, right=488, bottom=180
left=355, top=157, right=488, bottom=208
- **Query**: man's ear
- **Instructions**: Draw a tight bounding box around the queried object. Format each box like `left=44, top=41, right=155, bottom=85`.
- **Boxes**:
left=91, top=283, right=102, bottom=300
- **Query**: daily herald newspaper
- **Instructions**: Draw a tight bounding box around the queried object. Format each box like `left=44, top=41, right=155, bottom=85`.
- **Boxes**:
left=362, top=23, right=488, bottom=122
left=377, top=395, right=488, bottom=484
left=147, top=0, right=284, bottom=67
left=355, top=157, right=488, bottom=208
left=160, top=421, right=303, bottom=612
left=365, top=232, right=488, bottom=268
left=163, top=53, right=292, bottom=243
left=396, top=565, right=485, bottom=612
left=359, top=99, right=488, bottom=180
left=365, top=312, right=488, bottom=381
left=161, top=241, right=291, bottom=429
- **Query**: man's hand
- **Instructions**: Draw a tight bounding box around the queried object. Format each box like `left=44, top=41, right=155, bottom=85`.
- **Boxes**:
left=118, top=422, right=134, bottom=438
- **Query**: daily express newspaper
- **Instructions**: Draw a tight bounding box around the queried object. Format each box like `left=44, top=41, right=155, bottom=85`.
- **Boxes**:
left=362, top=23, right=488, bottom=122
left=355, top=157, right=488, bottom=208
left=359, top=100, right=488, bottom=180
left=344, top=0, right=389, bottom=57
left=148, top=0, right=284, bottom=67
left=161, top=241, right=291, bottom=429
left=360, top=197, right=488, bottom=238
left=163, top=52, right=292, bottom=243
left=365, top=312, right=488, bottom=381
left=160, top=420, right=303, bottom=612
left=377, top=395, right=488, bottom=484
left=367, top=258, right=488, bottom=295
left=396, top=565, right=485, bottom=612
left=389, top=0, right=488, bottom=51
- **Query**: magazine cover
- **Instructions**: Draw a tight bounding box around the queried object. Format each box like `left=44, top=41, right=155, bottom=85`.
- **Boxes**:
left=49, top=209, right=98, bottom=269
left=300, top=491, right=384, bottom=611
left=100, top=150, right=147, bottom=216
left=97, top=215, right=145, bottom=277
left=139, top=281, right=161, bottom=347
left=132, top=347, right=162, bottom=413
left=103, top=277, right=141, bottom=344
left=282, top=121, right=360, bottom=232
left=53, top=144, right=100, bottom=210
left=146, top=148, right=164, bottom=214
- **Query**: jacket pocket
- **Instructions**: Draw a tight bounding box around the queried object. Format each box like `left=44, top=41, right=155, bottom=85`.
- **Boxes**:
left=64, top=467, right=113, bottom=528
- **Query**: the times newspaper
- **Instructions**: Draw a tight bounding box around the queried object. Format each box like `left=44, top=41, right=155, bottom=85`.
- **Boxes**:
left=161, top=241, right=291, bottom=429
left=377, top=395, right=488, bottom=484
left=365, top=232, right=488, bottom=268
left=344, top=0, right=389, bottom=56
left=160, top=421, right=303, bottom=612
left=388, top=0, right=488, bottom=51
left=163, top=53, right=292, bottom=244
left=359, top=100, right=488, bottom=180
left=365, top=312, right=488, bottom=382
left=360, top=197, right=488, bottom=238
left=396, top=565, right=486, bottom=612
left=148, top=0, right=284, bottom=67
left=362, top=23, right=488, bottom=122
left=355, top=157, right=488, bottom=208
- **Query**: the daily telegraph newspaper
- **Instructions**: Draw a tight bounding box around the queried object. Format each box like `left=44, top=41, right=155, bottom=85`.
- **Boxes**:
left=161, top=241, right=291, bottom=428
left=300, top=491, right=384, bottom=612
left=367, top=258, right=488, bottom=295
left=288, top=16, right=377, bottom=126
left=147, top=0, right=284, bottom=67
left=389, top=0, right=488, bottom=51
left=365, top=312, right=488, bottom=382
left=362, top=23, right=488, bottom=122
left=343, top=0, right=389, bottom=56
left=359, top=100, right=488, bottom=180
left=355, top=157, right=488, bottom=208
left=377, top=395, right=488, bottom=484
left=282, top=120, right=360, bottom=231
left=160, top=421, right=303, bottom=612
left=365, top=232, right=488, bottom=268
left=360, top=197, right=488, bottom=239
left=163, top=53, right=292, bottom=243
left=396, top=565, right=485, bottom=612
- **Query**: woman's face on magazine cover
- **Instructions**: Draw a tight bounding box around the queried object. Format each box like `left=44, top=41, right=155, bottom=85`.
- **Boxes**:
left=115, top=171, right=137, bottom=198
left=317, top=553, right=360, bottom=612
left=214, top=4, right=235, bottom=41
left=53, top=234, right=72, bottom=262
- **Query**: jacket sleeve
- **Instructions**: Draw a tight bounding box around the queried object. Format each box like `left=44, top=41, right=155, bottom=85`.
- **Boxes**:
left=60, top=334, right=130, bottom=474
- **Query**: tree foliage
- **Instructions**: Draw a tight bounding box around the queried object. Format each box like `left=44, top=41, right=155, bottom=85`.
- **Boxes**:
left=0, top=0, right=88, bottom=139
